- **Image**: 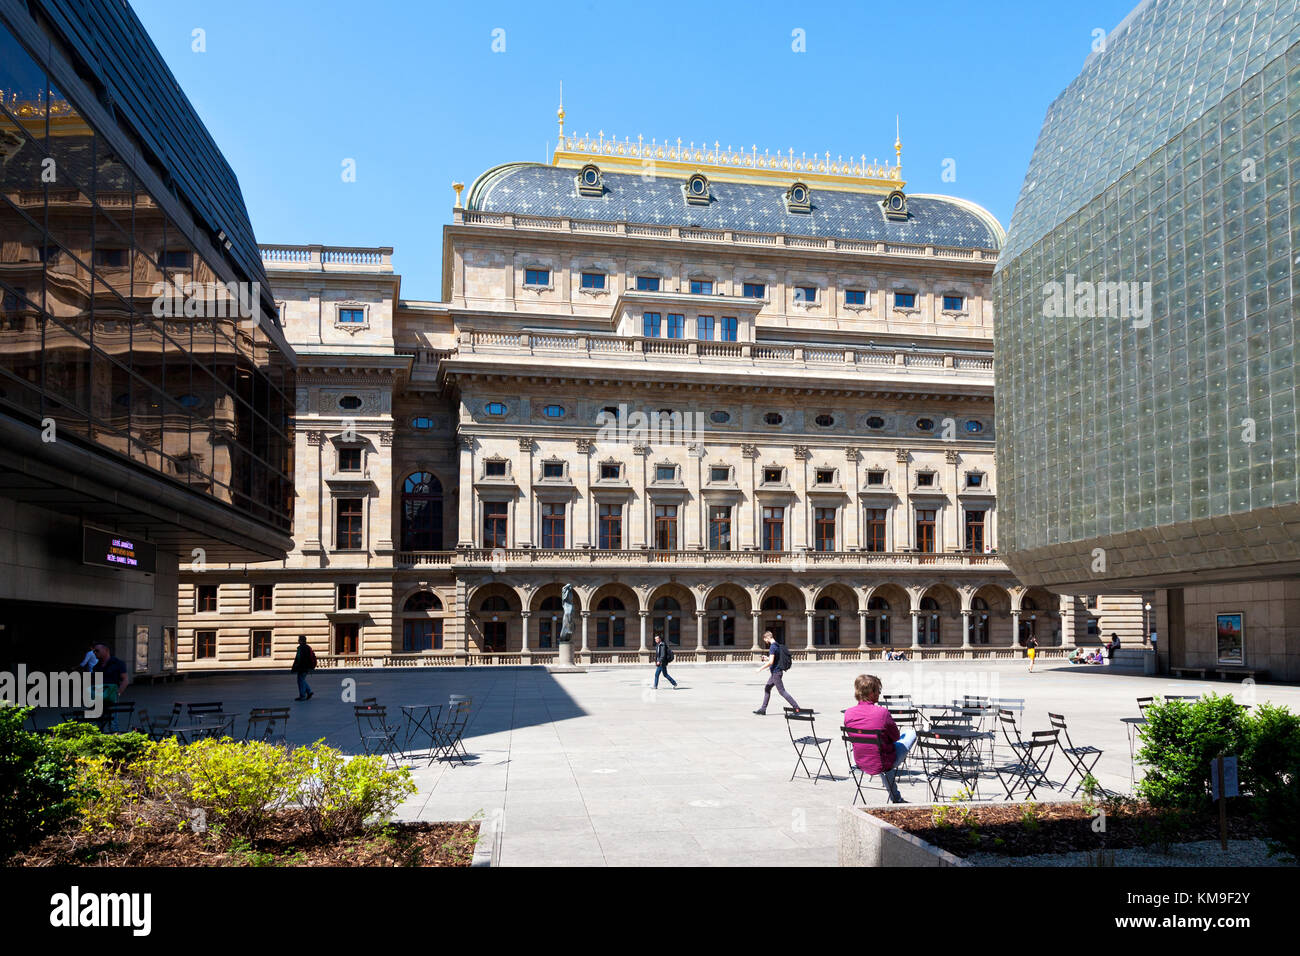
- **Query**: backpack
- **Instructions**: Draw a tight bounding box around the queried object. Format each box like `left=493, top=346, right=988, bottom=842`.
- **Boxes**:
left=778, top=643, right=793, bottom=671
left=304, top=645, right=317, bottom=670
left=663, top=644, right=675, bottom=664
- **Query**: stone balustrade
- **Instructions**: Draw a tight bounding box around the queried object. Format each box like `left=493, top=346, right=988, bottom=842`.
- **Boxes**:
left=394, top=548, right=1008, bottom=572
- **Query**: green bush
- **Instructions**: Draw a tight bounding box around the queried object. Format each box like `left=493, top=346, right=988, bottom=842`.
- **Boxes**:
left=298, top=740, right=416, bottom=835
left=1136, top=694, right=1251, bottom=809
left=1242, top=703, right=1300, bottom=862
left=0, top=704, right=79, bottom=860
left=45, top=721, right=151, bottom=765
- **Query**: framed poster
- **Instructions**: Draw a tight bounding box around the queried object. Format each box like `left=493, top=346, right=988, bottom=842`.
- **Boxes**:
left=1216, top=612, right=1244, bottom=665
left=162, top=626, right=176, bottom=671
left=135, top=625, right=150, bottom=674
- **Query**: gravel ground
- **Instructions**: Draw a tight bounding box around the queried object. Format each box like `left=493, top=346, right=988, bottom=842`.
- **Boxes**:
left=966, top=838, right=1294, bottom=867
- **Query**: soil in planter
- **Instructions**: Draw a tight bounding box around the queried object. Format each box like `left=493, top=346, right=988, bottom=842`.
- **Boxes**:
left=10, top=809, right=480, bottom=867
left=869, top=799, right=1269, bottom=859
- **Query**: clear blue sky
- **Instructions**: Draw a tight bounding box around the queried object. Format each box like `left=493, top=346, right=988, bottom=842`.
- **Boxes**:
left=132, top=0, right=1138, bottom=296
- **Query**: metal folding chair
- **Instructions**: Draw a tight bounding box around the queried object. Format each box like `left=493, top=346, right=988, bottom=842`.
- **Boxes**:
left=245, top=707, right=291, bottom=744
left=841, top=727, right=903, bottom=804
left=1047, top=712, right=1106, bottom=796
left=187, top=702, right=224, bottom=724
left=354, top=705, right=401, bottom=767
left=1136, top=696, right=1155, bottom=715
left=783, top=708, right=835, bottom=783
left=995, top=710, right=1057, bottom=799
left=882, top=694, right=915, bottom=711
left=431, top=698, right=472, bottom=765
left=916, top=730, right=977, bottom=800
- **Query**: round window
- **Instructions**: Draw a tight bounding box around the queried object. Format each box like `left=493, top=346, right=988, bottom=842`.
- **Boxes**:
left=815, top=414, right=834, bottom=428
left=865, top=416, right=885, bottom=429
left=583, top=168, right=598, bottom=184
left=793, top=187, right=806, bottom=202
left=485, top=402, right=507, bottom=416
left=965, top=420, right=984, bottom=433
left=764, top=412, right=784, bottom=425
left=690, top=177, right=706, bottom=194
left=543, top=404, right=566, bottom=419
left=710, top=410, right=731, bottom=424
left=916, top=418, right=935, bottom=431
left=338, top=396, right=362, bottom=410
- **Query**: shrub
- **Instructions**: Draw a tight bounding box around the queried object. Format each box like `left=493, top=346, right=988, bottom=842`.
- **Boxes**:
left=298, top=740, right=416, bottom=835
left=73, top=755, right=142, bottom=832
left=1242, top=703, right=1300, bottom=862
left=1136, top=695, right=1250, bottom=809
left=0, top=704, right=79, bottom=859
left=45, top=721, right=151, bottom=765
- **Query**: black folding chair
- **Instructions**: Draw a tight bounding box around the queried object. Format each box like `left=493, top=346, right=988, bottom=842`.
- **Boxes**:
left=354, top=705, right=401, bottom=767
left=783, top=708, right=835, bottom=783
left=1136, top=696, right=1155, bottom=715
left=187, top=702, right=224, bottom=724
left=915, top=730, right=977, bottom=800
left=995, top=710, right=1058, bottom=799
left=245, top=707, right=291, bottom=744
left=882, top=694, right=915, bottom=711
left=431, top=698, right=473, bottom=765
left=1047, top=712, right=1107, bottom=796
left=841, top=727, right=904, bottom=804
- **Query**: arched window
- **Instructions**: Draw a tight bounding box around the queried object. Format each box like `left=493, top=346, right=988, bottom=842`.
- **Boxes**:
left=813, top=596, right=840, bottom=646
left=402, top=590, right=443, bottom=651
left=707, top=596, right=735, bottom=647
left=919, top=596, right=941, bottom=645
left=537, top=595, right=562, bottom=649
left=480, top=594, right=509, bottom=652
left=597, top=596, right=627, bottom=648
left=762, top=595, right=788, bottom=644
left=652, top=596, right=681, bottom=647
left=1020, top=598, right=1039, bottom=642
left=972, top=597, right=990, bottom=645
left=481, top=596, right=509, bottom=612
left=868, top=596, right=891, bottom=645
left=401, top=471, right=443, bottom=551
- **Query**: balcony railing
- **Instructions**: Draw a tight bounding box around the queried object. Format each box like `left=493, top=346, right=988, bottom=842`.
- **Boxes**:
left=259, top=244, right=393, bottom=272
left=394, top=549, right=1009, bottom=571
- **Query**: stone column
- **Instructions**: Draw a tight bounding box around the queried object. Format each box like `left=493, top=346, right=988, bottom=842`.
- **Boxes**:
left=519, top=610, right=531, bottom=656
left=575, top=438, right=592, bottom=547
left=1011, top=610, right=1021, bottom=648
left=457, top=436, right=474, bottom=546
left=805, top=610, right=815, bottom=654
left=638, top=610, right=648, bottom=653
left=696, top=610, right=708, bottom=656
left=518, top=437, right=535, bottom=546
left=859, top=610, right=868, bottom=649
left=911, top=611, right=920, bottom=648
left=751, top=609, right=762, bottom=650
left=580, top=610, right=591, bottom=656
left=962, top=610, right=972, bottom=648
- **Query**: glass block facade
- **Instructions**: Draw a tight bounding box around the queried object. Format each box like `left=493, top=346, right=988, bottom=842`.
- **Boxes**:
left=0, top=16, right=295, bottom=533
left=994, top=0, right=1300, bottom=589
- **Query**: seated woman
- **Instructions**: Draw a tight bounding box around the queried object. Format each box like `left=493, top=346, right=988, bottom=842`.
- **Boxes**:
left=1088, top=649, right=1104, bottom=663
left=1069, top=647, right=1088, bottom=664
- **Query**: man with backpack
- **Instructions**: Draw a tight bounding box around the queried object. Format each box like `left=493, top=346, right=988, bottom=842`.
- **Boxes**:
left=753, top=631, right=802, bottom=715
left=652, top=633, right=678, bottom=689
left=292, top=634, right=316, bottom=701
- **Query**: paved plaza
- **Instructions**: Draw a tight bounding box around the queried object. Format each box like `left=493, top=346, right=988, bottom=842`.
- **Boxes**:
left=67, top=661, right=1298, bottom=867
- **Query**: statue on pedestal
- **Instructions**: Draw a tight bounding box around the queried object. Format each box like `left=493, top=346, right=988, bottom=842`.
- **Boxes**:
left=559, top=583, right=575, bottom=644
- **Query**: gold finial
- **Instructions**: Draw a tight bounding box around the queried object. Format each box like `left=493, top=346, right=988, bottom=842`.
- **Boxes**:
left=556, top=81, right=565, bottom=142
left=452, top=182, right=464, bottom=208
left=895, top=115, right=902, bottom=168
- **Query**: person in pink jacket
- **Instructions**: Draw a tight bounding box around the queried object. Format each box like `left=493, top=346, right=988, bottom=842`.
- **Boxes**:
left=843, top=674, right=916, bottom=802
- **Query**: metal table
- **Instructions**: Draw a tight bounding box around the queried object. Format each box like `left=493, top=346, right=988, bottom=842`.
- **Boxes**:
left=400, top=704, right=443, bottom=758
left=1120, top=716, right=1147, bottom=788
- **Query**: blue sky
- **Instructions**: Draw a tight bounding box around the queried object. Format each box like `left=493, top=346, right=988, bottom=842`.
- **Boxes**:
left=133, top=0, right=1138, bottom=296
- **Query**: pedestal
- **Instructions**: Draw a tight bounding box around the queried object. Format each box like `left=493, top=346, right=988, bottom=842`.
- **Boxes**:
left=557, top=641, right=573, bottom=667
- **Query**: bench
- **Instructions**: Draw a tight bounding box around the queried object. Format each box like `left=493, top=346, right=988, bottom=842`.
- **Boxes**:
left=1214, top=668, right=1267, bottom=682
left=1169, top=666, right=1207, bottom=679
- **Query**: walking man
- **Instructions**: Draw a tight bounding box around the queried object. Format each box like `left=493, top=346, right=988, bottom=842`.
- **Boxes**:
left=653, top=633, right=678, bottom=689
left=89, top=642, right=128, bottom=731
left=292, top=635, right=316, bottom=701
left=753, top=631, right=801, bottom=715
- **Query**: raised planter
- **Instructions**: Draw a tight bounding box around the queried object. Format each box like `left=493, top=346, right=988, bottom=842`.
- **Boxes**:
left=838, top=805, right=968, bottom=867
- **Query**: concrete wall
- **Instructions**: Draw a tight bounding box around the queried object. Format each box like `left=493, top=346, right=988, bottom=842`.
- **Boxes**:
left=1161, top=580, right=1300, bottom=681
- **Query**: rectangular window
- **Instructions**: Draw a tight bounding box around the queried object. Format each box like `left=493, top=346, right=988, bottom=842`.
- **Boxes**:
left=636, top=275, right=661, bottom=292
left=666, top=314, right=685, bottom=338
left=916, top=509, right=937, bottom=553
left=795, top=286, right=817, bottom=304
left=338, top=308, right=365, bottom=324
left=815, top=508, right=836, bottom=551
left=690, top=279, right=713, bottom=295
left=541, top=503, right=565, bottom=548
left=525, top=268, right=550, bottom=286
left=943, top=295, right=965, bottom=311
left=762, top=507, right=784, bottom=551
left=483, top=502, right=509, bottom=548
left=195, top=630, right=216, bottom=660
left=966, top=472, right=984, bottom=488
left=763, top=467, right=783, bottom=484
left=252, top=585, right=274, bottom=612
left=580, top=272, right=606, bottom=290
left=710, top=466, right=730, bottom=483
left=895, top=292, right=916, bottom=309
left=337, top=583, right=358, bottom=611
left=742, top=283, right=765, bottom=298
left=334, top=623, right=359, bottom=655
left=965, top=510, right=986, bottom=552
left=720, top=317, right=738, bottom=341
left=845, top=289, right=867, bottom=305
left=866, top=470, right=886, bottom=486
left=93, top=248, right=127, bottom=268
left=403, top=619, right=443, bottom=652
left=709, top=506, right=732, bottom=551
left=600, top=462, right=621, bottom=480
left=196, top=585, right=218, bottom=613
left=816, top=469, right=835, bottom=485
left=162, top=249, right=191, bottom=270
left=654, top=505, right=678, bottom=550
left=865, top=508, right=888, bottom=552
left=335, top=498, right=363, bottom=550
left=338, top=447, right=362, bottom=471
left=542, top=461, right=564, bottom=479
left=655, top=465, right=676, bottom=482
left=643, top=312, right=662, bottom=337
left=916, top=472, right=935, bottom=487
left=598, top=504, right=623, bottom=549
left=251, top=629, right=272, bottom=658
left=697, top=315, right=715, bottom=340
left=484, top=460, right=507, bottom=477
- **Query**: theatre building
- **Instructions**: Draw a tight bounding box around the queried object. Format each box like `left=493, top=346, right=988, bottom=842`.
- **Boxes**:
left=0, top=1, right=295, bottom=675
left=178, top=113, right=1140, bottom=669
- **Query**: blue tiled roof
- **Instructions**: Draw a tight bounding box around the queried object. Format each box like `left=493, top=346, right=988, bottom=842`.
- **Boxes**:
left=468, top=163, right=1003, bottom=250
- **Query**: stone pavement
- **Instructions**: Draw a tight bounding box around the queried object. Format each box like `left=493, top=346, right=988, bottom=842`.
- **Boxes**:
left=58, top=660, right=1299, bottom=867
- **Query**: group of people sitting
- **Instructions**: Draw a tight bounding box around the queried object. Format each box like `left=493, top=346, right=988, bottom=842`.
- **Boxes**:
left=1069, top=633, right=1122, bottom=665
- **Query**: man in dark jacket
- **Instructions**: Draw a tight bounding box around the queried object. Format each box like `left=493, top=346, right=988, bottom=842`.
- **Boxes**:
left=653, top=633, right=678, bottom=689
left=291, top=635, right=315, bottom=701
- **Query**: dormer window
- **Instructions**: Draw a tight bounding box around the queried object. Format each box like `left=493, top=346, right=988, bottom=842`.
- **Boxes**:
left=690, top=279, right=714, bottom=295
left=577, top=163, right=604, bottom=196
left=685, top=173, right=711, bottom=205
left=763, top=467, right=784, bottom=484
left=785, top=182, right=811, bottom=213
left=882, top=189, right=908, bottom=221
